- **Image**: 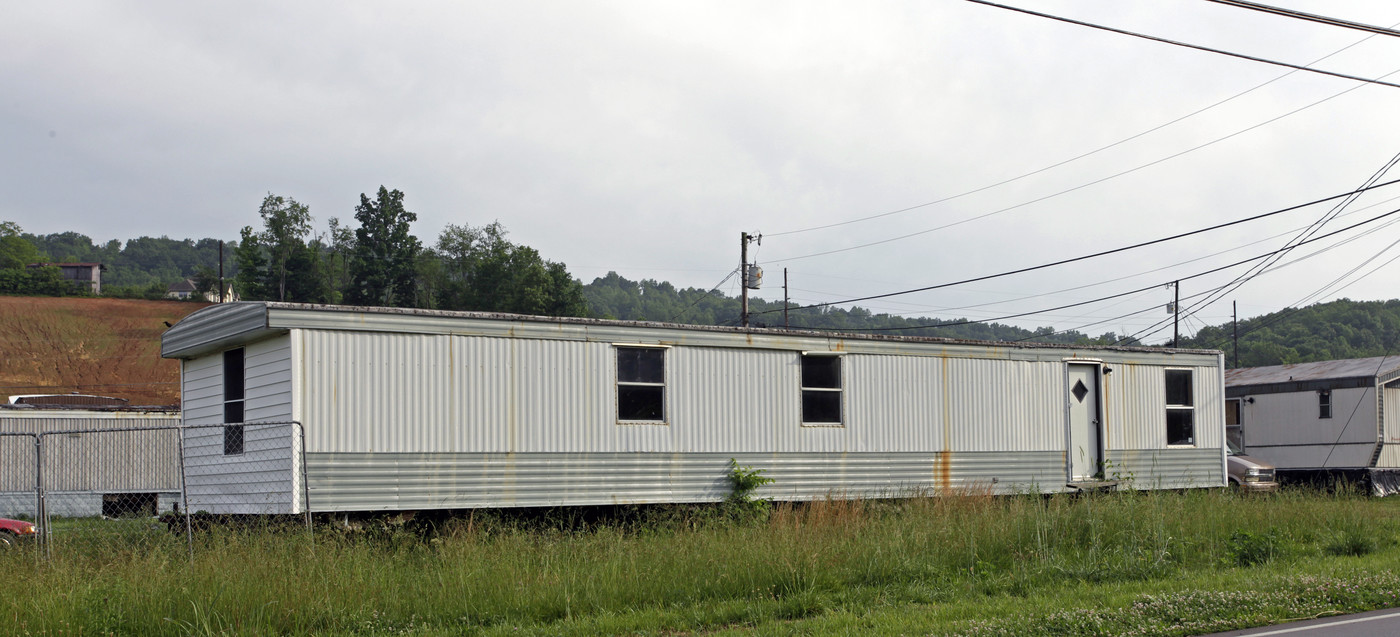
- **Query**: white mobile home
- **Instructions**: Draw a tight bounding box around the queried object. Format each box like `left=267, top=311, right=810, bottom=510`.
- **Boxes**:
left=1225, top=356, right=1400, bottom=493
left=0, top=406, right=182, bottom=517
left=160, top=302, right=1227, bottom=515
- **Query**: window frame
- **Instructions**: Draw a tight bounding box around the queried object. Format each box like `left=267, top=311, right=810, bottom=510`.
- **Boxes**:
left=1164, top=368, right=1195, bottom=447
left=614, top=344, right=668, bottom=425
left=1318, top=390, right=1332, bottom=419
left=223, top=348, right=246, bottom=456
left=800, top=352, right=845, bottom=427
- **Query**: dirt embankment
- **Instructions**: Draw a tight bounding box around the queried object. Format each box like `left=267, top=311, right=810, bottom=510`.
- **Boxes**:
left=0, top=297, right=207, bottom=406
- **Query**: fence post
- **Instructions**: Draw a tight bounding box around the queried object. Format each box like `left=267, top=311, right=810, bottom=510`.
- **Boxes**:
left=34, top=433, right=47, bottom=558
left=178, top=425, right=194, bottom=562
left=298, top=422, right=312, bottom=534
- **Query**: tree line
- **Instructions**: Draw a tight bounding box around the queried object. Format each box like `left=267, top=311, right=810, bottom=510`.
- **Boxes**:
left=229, top=187, right=588, bottom=316
left=10, top=190, right=1400, bottom=368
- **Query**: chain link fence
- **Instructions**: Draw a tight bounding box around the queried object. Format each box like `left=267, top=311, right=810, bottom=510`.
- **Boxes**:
left=0, top=422, right=308, bottom=559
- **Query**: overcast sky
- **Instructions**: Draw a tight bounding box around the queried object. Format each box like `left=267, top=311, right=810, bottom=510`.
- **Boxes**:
left=6, top=1, right=1400, bottom=343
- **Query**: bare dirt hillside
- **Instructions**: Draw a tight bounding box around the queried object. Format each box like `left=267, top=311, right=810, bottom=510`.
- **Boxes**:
left=0, top=297, right=208, bottom=406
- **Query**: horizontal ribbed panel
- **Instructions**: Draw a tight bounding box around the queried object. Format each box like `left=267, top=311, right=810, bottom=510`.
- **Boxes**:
left=304, top=451, right=1073, bottom=512
left=1106, top=448, right=1225, bottom=488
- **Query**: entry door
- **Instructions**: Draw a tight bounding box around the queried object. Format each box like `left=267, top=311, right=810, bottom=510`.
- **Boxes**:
left=1067, top=363, right=1103, bottom=481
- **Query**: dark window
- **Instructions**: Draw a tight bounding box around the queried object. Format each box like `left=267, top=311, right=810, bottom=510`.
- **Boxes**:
left=801, top=355, right=842, bottom=425
left=617, top=347, right=664, bottom=422
left=1165, top=369, right=1194, bottom=445
left=223, top=348, right=245, bottom=455
left=1319, top=391, right=1332, bottom=419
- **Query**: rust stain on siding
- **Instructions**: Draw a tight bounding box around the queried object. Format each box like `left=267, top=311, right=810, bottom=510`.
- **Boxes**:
left=934, top=451, right=952, bottom=493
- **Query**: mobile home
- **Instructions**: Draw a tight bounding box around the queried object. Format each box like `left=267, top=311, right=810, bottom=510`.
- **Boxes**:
left=1225, top=356, right=1400, bottom=493
left=0, top=405, right=182, bottom=517
left=160, top=302, right=1227, bottom=514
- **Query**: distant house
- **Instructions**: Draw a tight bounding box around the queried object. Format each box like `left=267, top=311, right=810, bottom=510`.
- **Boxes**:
left=27, top=262, right=104, bottom=294
left=1225, top=356, right=1400, bottom=493
left=166, top=279, right=238, bottom=303
left=167, top=279, right=199, bottom=300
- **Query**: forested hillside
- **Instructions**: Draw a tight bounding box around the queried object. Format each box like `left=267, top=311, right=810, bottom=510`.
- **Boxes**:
left=1183, top=298, right=1400, bottom=368
left=10, top=213, right=1400, bottom=369
left=24, top=231, right=227, bottom=294
left=583, top=272, right=1125, bottom=345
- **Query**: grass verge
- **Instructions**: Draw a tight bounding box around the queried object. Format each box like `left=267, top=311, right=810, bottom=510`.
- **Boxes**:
left=4, top=485, right=1400, bottom=635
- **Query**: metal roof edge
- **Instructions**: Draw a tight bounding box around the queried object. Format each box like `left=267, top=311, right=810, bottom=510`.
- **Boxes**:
left=251, top=302, right=1220, bottom=364
left=160, top=302, right=274, bottom=359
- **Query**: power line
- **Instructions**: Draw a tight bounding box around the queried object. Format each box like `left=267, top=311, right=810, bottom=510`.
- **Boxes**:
left=966, top=0, right=1400, bottom=89
left=790, top=193, right=1400, bottom=321
left=768, top=69, right=1398, bottom=264
left=666, top=268, right=739, bottom=322
left=1205, top=0, right=1400, bottom=38
left=783, top=205, right=1400, bottom=333
left=756, top=179, right=1400, bottom=317
left=767, top=20, right=1388, bottom=239
left=1121, top=152, right=1400, bottom=343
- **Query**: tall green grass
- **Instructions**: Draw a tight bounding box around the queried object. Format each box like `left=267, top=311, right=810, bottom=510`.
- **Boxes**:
left=4, top=486, right=1400, bottom=635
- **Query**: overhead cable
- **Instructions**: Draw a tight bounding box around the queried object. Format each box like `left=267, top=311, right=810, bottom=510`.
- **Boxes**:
left=1205, top=0, right=1400, bottom=38
left=768, top=21, right=1387, bottom=239
left=768, top=69, right=1398, bottom=264
left=781, top=204, right=1400, bottom=332
left=755, top=178, right=1400, bottom=316
left=965, top=0, right=1400, bottom=89
left=1120, top=152, right=1400, bottom=343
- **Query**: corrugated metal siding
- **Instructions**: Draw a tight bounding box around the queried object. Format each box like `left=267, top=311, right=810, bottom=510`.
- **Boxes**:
left=1239, top=385, right=1376, bottom=470
left=1104, top=364, right=1224, bottom=451
left=0, top=434, right=36, bottom=493
left=304, top=451, right=1070, bottom=511
left=181, top=335, right=298, bottom=514
left=302, top=332, right=1206, bottom=458
left=0, top=412, right=181, bottom=493
left=944, top=357, right=1062, bottom=452
left=1105, top=448, right=1223, bottom=489
left=1379, top=385, right=1400, bottom=469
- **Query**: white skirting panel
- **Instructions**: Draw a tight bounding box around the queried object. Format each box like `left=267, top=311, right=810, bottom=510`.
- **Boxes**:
left=305, top=450, right=1100, bottom=512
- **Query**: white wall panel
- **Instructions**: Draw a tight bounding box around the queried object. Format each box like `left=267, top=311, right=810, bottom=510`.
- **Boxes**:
left=180, top=335, right=298, bottom=514
left=1251, top=387, right=1375, bottom=447
left=945, top=358, right=1062, bottom=452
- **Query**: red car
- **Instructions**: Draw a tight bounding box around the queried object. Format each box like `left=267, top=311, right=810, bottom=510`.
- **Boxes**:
left=0, top=518, right=37, bottom=548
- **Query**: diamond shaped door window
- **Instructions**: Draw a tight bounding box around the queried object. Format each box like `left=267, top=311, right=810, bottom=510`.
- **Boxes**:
left=1072, top=379, right=1089, bottom=403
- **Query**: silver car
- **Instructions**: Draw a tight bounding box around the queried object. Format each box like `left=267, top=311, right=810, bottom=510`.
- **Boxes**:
left=1227, top=440, right=1278, bottom=492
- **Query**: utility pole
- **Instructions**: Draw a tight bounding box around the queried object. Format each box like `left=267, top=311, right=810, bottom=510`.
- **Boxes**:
left=218, top=240, right=225, bottom=304
left=783, top=268, right=789, bottom=329
left=741, top=232, right=750, bottom=328
left=740, top=232, right=761, bottom=328
left=1173, top=281, right=1180, bottom=348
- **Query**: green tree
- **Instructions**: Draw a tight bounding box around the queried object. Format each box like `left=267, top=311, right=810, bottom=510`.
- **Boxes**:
left=192, top=265, right=220, bottom=300
left=345, top=187, right=421, bottom=307
left=232, top=194, right=329, bottom=303
left=233, top=226, right=269, bottom=300
left=432, top=221, right=587, bottom=317
left=257, top=194, right=315, bottom=302
left=0, top=222, right=46, bottom=270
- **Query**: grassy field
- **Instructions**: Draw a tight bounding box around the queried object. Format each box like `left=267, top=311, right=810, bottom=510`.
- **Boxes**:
left=5, top=486, right=1400, bottom=636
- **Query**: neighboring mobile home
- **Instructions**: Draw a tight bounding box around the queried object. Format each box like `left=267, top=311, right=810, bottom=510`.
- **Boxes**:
left=1225, top=356, right=1400, bottom=493
left=160, top=302, right=1227, bottom=515
left=0, top=404, right=182, bottom=517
